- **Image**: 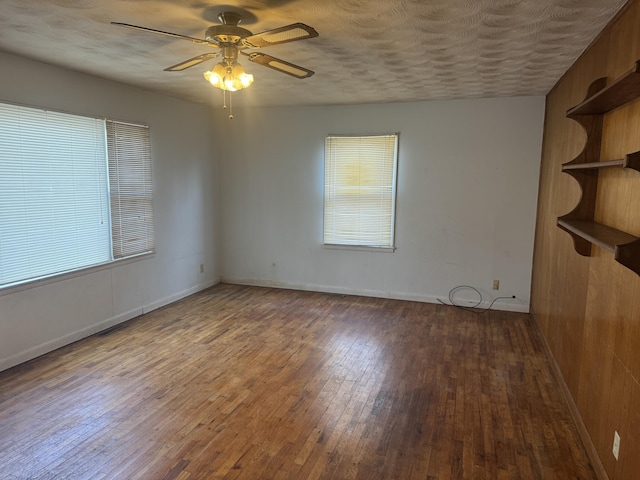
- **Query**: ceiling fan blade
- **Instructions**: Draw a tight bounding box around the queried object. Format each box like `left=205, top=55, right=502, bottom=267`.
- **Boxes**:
left=111, top=22, right=213, bottom=46
left=243, top=52, right=314, bottom=79
left=164, top=53, right=219, bottom=71
left=242, top=23, right=318, bottom=48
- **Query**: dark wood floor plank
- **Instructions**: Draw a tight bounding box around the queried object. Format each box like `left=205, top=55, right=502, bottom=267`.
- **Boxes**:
left=0, top=284, right=596, bottom=479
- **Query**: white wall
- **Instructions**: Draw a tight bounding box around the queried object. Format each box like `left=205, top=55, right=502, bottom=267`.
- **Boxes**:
left=0, top=52, right=544, bottom=371
left=0, top=52, right=220, bottom=371
left=215, top=97, right=544, bottom=312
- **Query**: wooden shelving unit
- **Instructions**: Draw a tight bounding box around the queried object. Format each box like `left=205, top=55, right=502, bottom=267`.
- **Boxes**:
left=557, top=59, right=640, bottom=275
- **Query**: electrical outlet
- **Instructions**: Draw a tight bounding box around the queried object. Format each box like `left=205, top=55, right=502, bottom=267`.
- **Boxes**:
left=200, top=263, right=205, bottom=274
left=492, top=280, right=499, bottom=290
left=613, top=431, right=620, bottom=460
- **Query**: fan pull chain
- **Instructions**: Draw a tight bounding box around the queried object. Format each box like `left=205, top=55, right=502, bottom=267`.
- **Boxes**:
left=220, top=90, right=234, bottom=120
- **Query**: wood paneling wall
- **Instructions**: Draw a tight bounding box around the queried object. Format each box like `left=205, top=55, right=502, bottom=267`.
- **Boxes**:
left=531, top=1, right=640, bottom=479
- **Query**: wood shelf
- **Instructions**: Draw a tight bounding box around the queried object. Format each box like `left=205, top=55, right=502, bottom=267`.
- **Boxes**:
left=557, top=219, right=637, bottom=254
left=557, top=219, right=640, bottom=275
left=562, top=159, right=625, bottom=171
left=558, top=59, right=640, bottom=276
left=567, top=60, right=640, bottom=116
left=562, top=151, right=640, bottom=172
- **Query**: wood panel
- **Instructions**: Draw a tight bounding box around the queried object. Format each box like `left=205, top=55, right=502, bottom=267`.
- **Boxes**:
left=0, top=284, right=595, bottom=479
left=531, top=0, right=640, bottom=479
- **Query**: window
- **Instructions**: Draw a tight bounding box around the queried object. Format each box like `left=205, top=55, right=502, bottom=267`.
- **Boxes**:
left=324, top=134, right=398, bottom=248
left=0, top=102, right=154, bottom=288
left=107, top=120, right=154, bottom=259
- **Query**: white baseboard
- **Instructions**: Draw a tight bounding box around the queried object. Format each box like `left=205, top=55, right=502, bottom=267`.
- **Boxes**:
left=0, top=306, right=141, bottom=372
left=222, top=277, right=530, bottom=313
left=143, top=277, right=220, bottom=313
left=0, top=277, right=221, bottom=373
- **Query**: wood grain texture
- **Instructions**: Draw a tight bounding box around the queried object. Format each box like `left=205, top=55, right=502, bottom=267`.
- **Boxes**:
left=0, top=284, right=596, bottom=480
left=531, top=0, right=640, bottom=478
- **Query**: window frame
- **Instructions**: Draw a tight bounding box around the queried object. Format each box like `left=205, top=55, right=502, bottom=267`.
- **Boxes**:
left=323, top=133, right=399, bottom=251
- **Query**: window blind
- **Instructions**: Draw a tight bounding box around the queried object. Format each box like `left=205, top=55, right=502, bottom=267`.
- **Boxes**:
left=106, top=120, right=155, bottom=259
left=0, top=103, right=155, bottom=289
left=324, top=134, right=398, bottom=248
left=0, top=104, right=111, bottom=286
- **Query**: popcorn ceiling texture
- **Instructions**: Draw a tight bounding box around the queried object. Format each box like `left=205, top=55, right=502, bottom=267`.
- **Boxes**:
left=0, top=0, right=628, bottom=107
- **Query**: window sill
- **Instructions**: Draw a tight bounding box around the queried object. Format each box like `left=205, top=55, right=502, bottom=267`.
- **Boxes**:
left=323, top=244, right=396, bottom=253
left=0, top=251, right=155, bottom=297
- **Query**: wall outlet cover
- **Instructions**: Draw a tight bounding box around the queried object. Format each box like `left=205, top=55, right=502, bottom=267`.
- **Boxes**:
left=613, top=431, right=620, bottom=460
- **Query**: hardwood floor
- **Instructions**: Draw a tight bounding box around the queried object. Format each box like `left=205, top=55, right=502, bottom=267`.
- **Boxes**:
left=0, top=284, right=595, bottom=479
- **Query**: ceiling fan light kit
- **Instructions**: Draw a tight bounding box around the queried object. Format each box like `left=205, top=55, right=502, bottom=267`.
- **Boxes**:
left=112, top=11, right=318, bottom=118
left=204, top=62, right=254, bottom=91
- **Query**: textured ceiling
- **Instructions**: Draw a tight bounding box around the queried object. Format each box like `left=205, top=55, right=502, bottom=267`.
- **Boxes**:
left=0, top=0, right=629, bottom=108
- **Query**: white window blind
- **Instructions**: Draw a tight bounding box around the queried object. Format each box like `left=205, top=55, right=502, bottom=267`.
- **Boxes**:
left=0, top=103, right=155, bottom=289
left=106, top=121, right=155, bottom=259
left=324, top=134, right=398, bottom=248
left=0, top=104, right=111, bottom=286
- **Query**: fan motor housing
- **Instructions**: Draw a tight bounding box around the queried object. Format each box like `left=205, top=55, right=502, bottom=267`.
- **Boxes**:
left=205, top=25, right=252, bottom=45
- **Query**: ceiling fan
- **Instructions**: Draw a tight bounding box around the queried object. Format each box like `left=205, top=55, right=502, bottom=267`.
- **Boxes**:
left=111, top=12, right=318, bottom=90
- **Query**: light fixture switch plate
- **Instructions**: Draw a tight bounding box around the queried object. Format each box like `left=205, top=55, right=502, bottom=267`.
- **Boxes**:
left=613, top=431, right=620, bottom=460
